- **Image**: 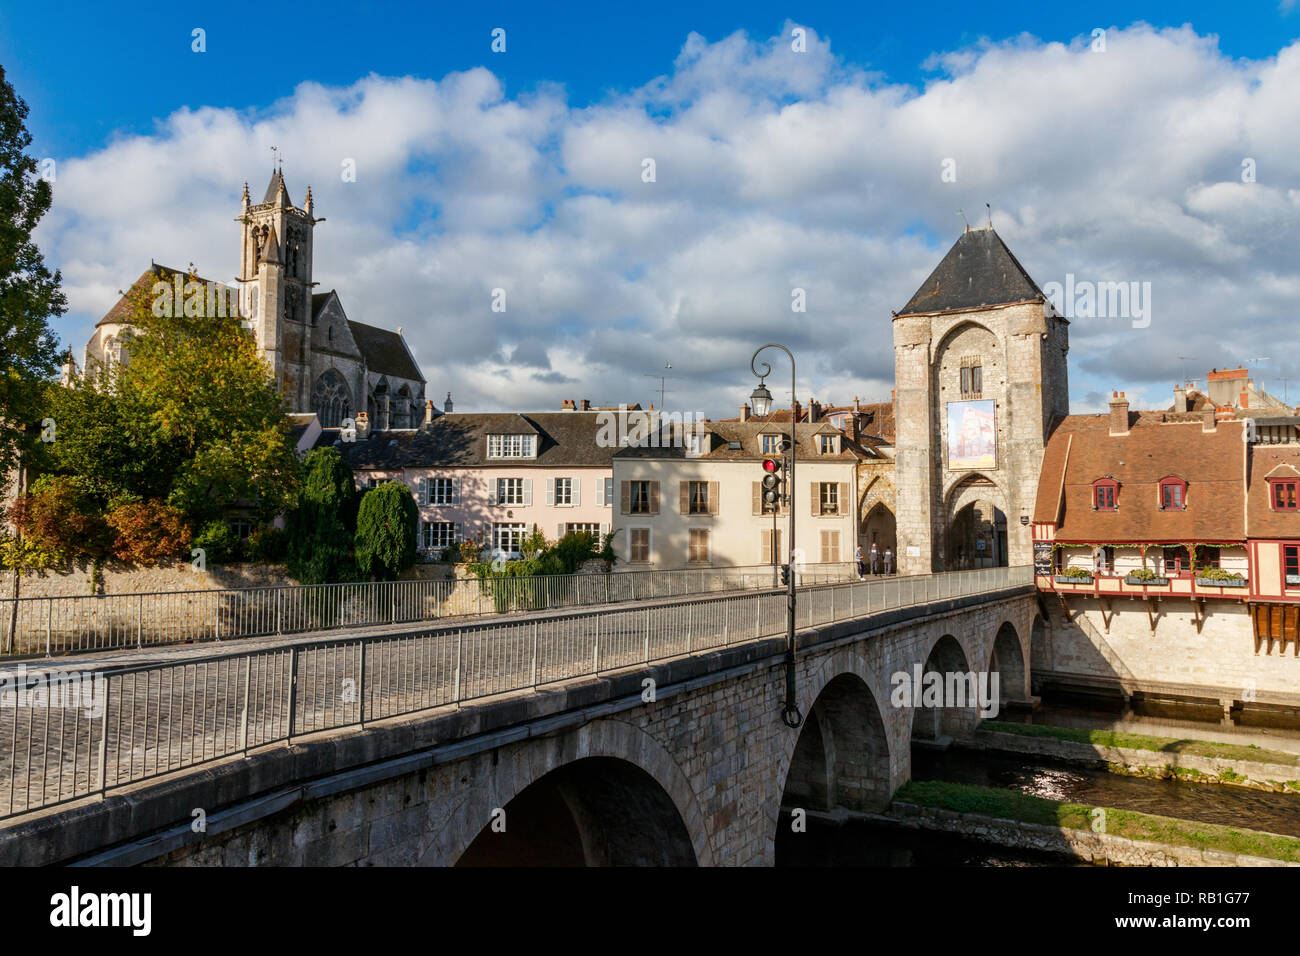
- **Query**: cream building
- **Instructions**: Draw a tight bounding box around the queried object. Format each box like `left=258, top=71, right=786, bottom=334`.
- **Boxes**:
left=611, top=421, right=878, bottom=570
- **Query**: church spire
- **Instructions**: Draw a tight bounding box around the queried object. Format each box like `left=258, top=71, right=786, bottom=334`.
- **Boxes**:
left=304, top=185, right=313, bottom=216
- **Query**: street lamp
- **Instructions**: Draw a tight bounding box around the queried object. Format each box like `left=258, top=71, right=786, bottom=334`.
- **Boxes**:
left=750, top=344, right=802, bottom=729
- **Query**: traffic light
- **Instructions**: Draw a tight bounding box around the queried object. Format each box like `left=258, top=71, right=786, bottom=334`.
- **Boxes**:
left=761, top=457, right=782, bottom=508
left=780, top=563, right=790, bottom=586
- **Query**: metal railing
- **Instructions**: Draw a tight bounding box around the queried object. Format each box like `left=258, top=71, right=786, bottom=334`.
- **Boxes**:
left=0, top=565, right=1032, bottom=820
left=0, top=563, right=856, bottom=658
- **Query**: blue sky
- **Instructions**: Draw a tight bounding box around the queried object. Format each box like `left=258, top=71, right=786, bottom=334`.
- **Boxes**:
left=3, top=2, right=1299, bottom=414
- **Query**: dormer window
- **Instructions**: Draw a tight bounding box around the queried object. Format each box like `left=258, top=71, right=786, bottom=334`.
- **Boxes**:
left=818, top=434, right=838, bottom=454
left=1159, top=476, right=1187, bottom=511
left=487, top=434, right=536, bottom=458
left=1093, top=478, right=1118, bottom=511
left=1269, top=478, right=1299, bottom=511
left=760, top=434, right=780, bottom=455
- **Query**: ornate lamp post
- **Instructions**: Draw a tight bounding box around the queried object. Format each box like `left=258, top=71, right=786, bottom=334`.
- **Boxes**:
left=750, top=344, right=802, bottom=729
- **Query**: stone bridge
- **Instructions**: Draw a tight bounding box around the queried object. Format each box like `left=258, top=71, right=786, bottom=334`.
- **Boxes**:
left=0, top=574, right=1037, bottom=867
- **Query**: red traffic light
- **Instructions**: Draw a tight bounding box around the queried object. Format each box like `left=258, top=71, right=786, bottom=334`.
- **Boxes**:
left=762, top=457, right=779, bottom=473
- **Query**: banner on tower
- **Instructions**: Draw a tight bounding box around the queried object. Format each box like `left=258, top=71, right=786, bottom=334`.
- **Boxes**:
left=946, top=399, right=997, bottom=470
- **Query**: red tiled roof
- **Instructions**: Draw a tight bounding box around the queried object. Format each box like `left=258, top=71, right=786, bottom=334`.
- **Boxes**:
left=1247, top=445, right=1300, bottom=539
left=1034, top=413, right=1246, bottom=543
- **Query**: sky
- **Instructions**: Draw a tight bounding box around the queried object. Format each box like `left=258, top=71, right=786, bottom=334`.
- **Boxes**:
left=3, top=1, right=1299, bottom=418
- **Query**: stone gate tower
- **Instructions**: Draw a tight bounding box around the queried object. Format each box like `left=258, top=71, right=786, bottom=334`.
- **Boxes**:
left=892, top=226, right=1069, bottom=574
left=238, top=168, right=318, bottom=410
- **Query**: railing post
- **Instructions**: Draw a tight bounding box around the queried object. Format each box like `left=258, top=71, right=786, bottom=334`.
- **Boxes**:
left=213, top=591, right=219, bottom=642
left=643, top=607, right=650, bottom=663
left=593, top=614, right=601, bottom=675
left=96, top=674, right=110, bottom=795
left=286, top=645, right=299, bottom=741
left=46, top=597, right=53, bottom=656
left=531, top=621, right=539, bottom=687
left=453, top=629, right=463, bottom=704
left=276, top=587, right=282, bottom=635
left=239, top=655, right=251, bottom=753
left=359, top=640, right=368, bottom=725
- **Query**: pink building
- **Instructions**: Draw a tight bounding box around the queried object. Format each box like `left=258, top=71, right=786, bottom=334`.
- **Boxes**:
left=334, top=411, right=615, bottom=558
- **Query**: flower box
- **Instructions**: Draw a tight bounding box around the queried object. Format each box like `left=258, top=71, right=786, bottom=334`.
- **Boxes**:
left=1054, top=573, right=1093, bottom=584
left=1124, top=574, right=1169, bottom=586
left=1195, top=576, right=1246, bottom=588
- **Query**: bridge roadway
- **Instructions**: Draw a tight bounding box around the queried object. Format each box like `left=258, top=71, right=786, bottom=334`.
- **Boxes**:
left=0, top=568, right=1038, bottom=865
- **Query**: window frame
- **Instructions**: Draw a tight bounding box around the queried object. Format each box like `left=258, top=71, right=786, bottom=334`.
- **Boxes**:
left=1269, top=478, right=1299, bottom=512
left=497, top=477, right=524, bottom=506
left=486, top=434, right=535, bottom=459
left=491, top=522, right=527, bottom=555
left=554, top=477, right=573, bottom=506
left=1093, top=478, right=1118, bottom=511
left=819, top=482, right=839, bottom=516
left=760, top=434, right=780, bottom=455
left=421, top=521, right=457, bottom=550
left=688, top=480, right=709, bottom=515
left=1158, top=476, right=1187, bottom=511
left=818, top=434, right=836, bottom=455
left=1285, top=544, right=1300, bottom=586
left=688, top=527, right=710, bottom=564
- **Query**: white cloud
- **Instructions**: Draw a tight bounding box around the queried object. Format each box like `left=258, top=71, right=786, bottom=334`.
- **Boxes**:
left=38, top=22, right=1300, bottom=417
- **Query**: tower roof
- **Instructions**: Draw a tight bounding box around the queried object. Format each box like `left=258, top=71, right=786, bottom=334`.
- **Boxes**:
left=263, top=169, right=290, bottom=205
left=260, top=223, right=281, bottom=264
left=896, top=226, right=1044, bottom=316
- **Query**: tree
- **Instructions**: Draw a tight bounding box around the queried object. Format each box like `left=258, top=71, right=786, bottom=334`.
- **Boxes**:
left=0, top=65, right=65, bottom=479
left=284, top=447, right=357, bottom=584
left=354, top=481, right=418, bottom=581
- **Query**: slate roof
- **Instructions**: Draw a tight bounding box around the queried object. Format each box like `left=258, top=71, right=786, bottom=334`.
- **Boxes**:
left=347, top=319, right=425, bottom=383
left=321, top=412, right=616, bottom=469
left=262, top=169, right=290, bottom=204
left=897, top=227, right=1045, bottom=316
left=614, top=421, right=876, bottom=461
left=95, top=263, right=221, bottom=328
left=1033, top=413, right=1247, bottom=542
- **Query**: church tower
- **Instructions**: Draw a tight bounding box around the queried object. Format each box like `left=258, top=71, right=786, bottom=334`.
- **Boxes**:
left=892, top=226, right=1069, bottom=574
left=238, top=169, right=318, bottom=409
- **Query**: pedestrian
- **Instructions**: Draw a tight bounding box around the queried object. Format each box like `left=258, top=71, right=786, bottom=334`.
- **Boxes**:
left=883, top=547, right=894, bottom=575
left=869, top=542, right=879, bottom=575
left=855, top=544, right=865, bottom=580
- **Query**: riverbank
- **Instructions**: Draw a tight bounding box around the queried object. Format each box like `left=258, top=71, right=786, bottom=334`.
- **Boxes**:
left=883, top=781, right=1300, bottom=866
left=971, top=721, right=1300, bottom=792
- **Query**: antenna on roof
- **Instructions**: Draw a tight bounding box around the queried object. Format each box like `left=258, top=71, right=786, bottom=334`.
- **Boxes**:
left=956, top=209, right=970, bottom=232
left=643, top=363, right=676, bottom=410
left=1177, top=356, right=1196, bottom=387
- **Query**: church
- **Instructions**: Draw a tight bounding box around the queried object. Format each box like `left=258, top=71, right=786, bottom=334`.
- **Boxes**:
left=83, top=168, right=429, bottom=430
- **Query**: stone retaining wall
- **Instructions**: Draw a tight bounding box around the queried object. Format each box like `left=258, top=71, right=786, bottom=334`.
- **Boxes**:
left=881, top=803, right=1295, bottom=866
left=966, top=730, right=1300, bottom=791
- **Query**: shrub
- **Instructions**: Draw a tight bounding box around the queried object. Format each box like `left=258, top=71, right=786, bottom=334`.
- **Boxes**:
left=285, top=447, right=358, bottom=584
left=1198, top=566, right=1245, bottom=582
left=354, top=481, right=419, bottom=581
left=1059, top=566, right=1092, bottom=579
left=105, top=500, right=193, bottom=565
left=1126, top=567, right=1159, bottom=581
left=193, top=519, right=240, bottom=564
left=8, top=476, right=112, bottom=564
left=245, top=526, right=288, bottom=563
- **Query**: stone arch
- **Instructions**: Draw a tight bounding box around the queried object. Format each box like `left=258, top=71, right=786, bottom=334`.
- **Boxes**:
left=456, top=756, right=696, bottom=866
left=989, top=620, right=1028, bottom=704
left=1029, top=613, right=1051, bottom=675
left=944, top=472, right=1009, bottom=571
left=311, top=368, right=353, bottom=428
left=425, top=717, right=714, bottom=867
left=910, top=633, right=979, bottom=742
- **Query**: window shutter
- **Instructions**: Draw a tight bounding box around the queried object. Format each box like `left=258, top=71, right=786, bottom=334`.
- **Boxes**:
left=839, top=483, right=849, bottom=515
left=557, top=523, right=564, bottom=540
left=752, top=481, right=760, bottom=516
left=831, top=530, right=840, bottom=563
left=600, top=522, right=609, bottom=539
left=762, top=529, right=772, bottom=564
left=605, top=478, right=613, bottom=507
left=418, top=477, right=427, bottom=504
left=709, top=481, right=720, bottom=515
left=680, top=481, right=690, bottom=514
left=452, top=477, right=461, bottom=504
left=572, top=478, right=581, bottom=506
left=620, top=481, right=630, bottom=514
left=649, top=481, right=660, bottom=515
left=546, top=478, right=555, bottom=506
left=495, top=478, right=503, bottom=505
left=454, top=522, right=462, bottom=543
left=811, top=482, right=819, bottom=516
left=523, top=478, right=533, bottom=506
left=595, top=477, right=605, bottom=507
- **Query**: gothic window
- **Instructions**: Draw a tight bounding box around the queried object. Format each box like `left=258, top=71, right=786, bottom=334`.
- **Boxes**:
left=311, top=369, right=353, bottom=429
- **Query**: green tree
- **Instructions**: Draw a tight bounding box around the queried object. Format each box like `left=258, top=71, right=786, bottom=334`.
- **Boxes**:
left=284, top=447, right=357, bottom=584
left=0, top=66, right=66, bottom=479
left=354, top=480, right=418, bottom=581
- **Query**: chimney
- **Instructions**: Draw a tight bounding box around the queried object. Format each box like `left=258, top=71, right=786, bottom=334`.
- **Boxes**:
left=1173, top=385, right=1187, bottom=413
left=792, top=400, right=802, bottom=423
left=423, top=400, right=434, bottom=426
left=1240, top=388, right=1249, bottom=409
left=853, top=395, right=861, bottom=413
left=1108, top=391, right=1130, bottom=436
left=355, top=411, right=371, bottom=440
left=890, top=388, right=896, bottom=405
left=561, top=399, right=574, bottom=411
left=444, top=391, right=453, bottom=414
left=850, top=412, right=861, bottom=444
left=809, top=399, right=822, bottom=423
left=580, top=399, right=591, bottom=411
left=739, top=402, right=750, bottom=422
left=1202, top=404, right=1217, bottom=432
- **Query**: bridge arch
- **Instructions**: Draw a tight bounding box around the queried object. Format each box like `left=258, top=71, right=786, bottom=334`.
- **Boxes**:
left=424, top=717, right=714, bottom=867
left=989, top=620, right=1028, bottom=705
left=910, top=633, right=979, bottom=742
left=456, top=756, right=696, bottom=866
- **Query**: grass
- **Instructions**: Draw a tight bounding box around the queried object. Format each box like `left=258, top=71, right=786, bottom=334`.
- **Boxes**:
left=980, top=720, right=1300, bottom=767
left=895, top=780, right=1300, bottom=863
